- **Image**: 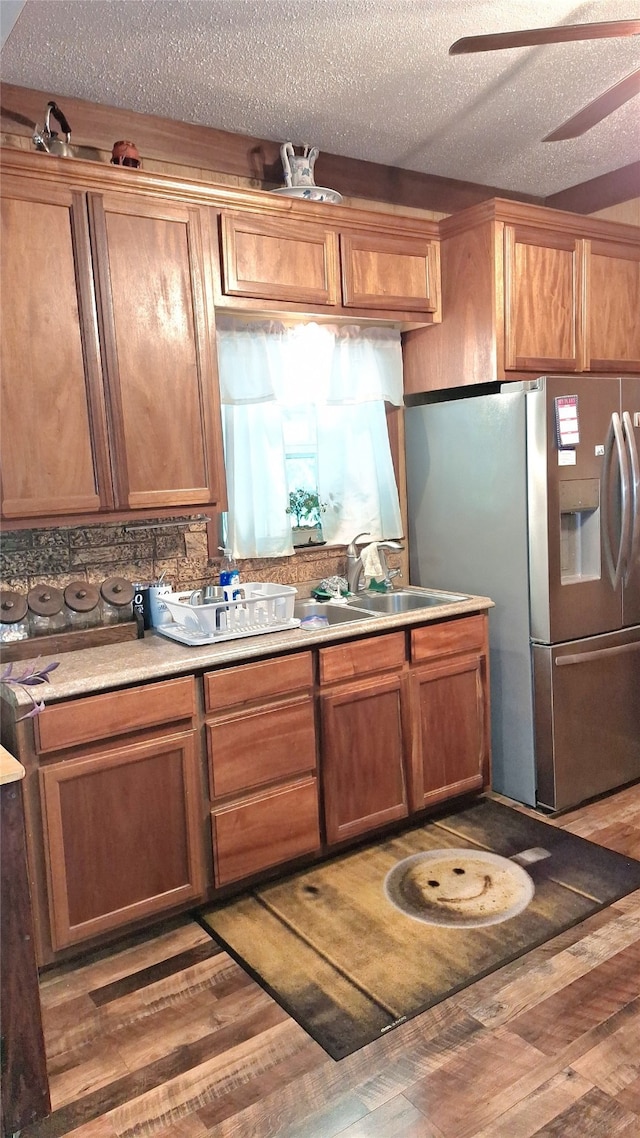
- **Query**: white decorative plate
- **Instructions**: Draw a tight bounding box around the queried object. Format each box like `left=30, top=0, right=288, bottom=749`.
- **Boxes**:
left=270, top=186, right=343, bottom=205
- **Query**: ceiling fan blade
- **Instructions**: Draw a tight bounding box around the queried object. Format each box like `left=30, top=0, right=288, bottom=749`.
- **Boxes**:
left=544, top=69, right=640, bottom=141
left=449, top=19, right=640, bottom=55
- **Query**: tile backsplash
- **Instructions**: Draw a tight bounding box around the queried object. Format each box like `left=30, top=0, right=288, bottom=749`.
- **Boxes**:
left=0, top=518, right=347, bottom=598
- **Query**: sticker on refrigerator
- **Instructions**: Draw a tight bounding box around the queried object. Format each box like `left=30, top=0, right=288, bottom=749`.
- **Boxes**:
left=558, top=449, right=577, bottom=466
left=555, top=395, right=580, bottom=447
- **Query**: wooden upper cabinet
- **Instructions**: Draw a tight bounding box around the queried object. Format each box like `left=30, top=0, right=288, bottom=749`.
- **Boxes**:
left=1, top=164, right=227, bottom=524
left=89, top=192, right=226, bottom=511
left=585, top=237, right=640, bottom=373
left=219, top=212, right=340, bottom=306
left=403, top=199, right=640, bottom=397
left=217, top=209, right=441, bottom=320
left=503, top=224, right=583, bottom=373
left=0, top=179, right=112, bottom=520
left=341, top=231, right=440, bottom=313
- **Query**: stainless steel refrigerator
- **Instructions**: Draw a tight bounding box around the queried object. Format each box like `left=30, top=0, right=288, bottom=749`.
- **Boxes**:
left=405, top=375, right=640, bottom=812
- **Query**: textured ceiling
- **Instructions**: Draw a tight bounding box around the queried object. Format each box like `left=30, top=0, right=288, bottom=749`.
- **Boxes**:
left=1, top=0, right=639, bottom=198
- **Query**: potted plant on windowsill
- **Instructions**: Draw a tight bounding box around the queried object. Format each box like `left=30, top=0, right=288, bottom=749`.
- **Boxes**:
left=286, top=489, right=328, bottom=547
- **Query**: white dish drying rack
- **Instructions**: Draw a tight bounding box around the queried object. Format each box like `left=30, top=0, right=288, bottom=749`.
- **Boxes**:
left=157, top=582, right=300, bottom=646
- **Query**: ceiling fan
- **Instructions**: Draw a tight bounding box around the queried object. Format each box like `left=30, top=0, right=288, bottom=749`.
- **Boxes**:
left=449, top=19, right=640, bottom=141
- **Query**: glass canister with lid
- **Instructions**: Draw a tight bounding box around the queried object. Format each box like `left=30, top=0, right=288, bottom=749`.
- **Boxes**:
left=64, top=581, right=101, bottom=629
left=27, top=584, right=67, bottom=636
left=0, top=589, right=29, bottom=642
left=100, top=577, right=135, bottom=623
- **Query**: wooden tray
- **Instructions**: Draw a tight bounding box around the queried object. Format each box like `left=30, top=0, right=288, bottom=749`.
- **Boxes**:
left=0, top=622, right=139, bottom=663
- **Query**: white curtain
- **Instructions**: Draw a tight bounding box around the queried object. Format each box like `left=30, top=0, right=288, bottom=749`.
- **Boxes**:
left=216, top=319, right=404, bottom=558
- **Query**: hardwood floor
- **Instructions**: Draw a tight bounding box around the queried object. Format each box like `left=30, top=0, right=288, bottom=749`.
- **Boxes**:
left=23, top=786, right=640, bottom=1138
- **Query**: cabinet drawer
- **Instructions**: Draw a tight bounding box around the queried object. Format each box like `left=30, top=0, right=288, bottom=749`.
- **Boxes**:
left=205, top=651, right=313, bottom=712
left=411, top=615, right=486, bottom=664
left=207, top=697, right=316, bottom=798
left=319, top=631, right=406, bottom=684
left=212, top=778, right=321, bottom=886
left=35, top=677, right=196, bottom=754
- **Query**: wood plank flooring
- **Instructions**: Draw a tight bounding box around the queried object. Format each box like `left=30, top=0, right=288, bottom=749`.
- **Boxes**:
left=23, top=787, right=640, bottom=1138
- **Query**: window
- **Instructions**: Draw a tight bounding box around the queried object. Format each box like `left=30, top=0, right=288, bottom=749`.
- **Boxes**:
left=282, top=407, right=323, bottom=545
left=216, top=319, right=404, bottom=558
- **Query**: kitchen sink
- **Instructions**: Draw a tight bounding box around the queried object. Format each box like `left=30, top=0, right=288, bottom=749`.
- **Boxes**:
left=345, top=588, right=467, bottom=614
left=294, top=600, right=376, bottom=625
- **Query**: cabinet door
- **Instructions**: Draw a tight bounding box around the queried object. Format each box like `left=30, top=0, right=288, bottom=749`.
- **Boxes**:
left=212, top=779, right=320, bottom=886
left=341, top=231, right=440, bottom=313
left=409, top=652, right=487, bottom=811
left=0, top=178, right=112, bottom=519
left=89, top=192, right=226, bottom=511
left=220, top=212, right=340, bottom=305
left=320, top=674, right=409, bottom=845
left=586, top=238, right=640, bottom=372
left=503, top=224, right=584, bottom=373
left=40, top=732, right=205, bottom=949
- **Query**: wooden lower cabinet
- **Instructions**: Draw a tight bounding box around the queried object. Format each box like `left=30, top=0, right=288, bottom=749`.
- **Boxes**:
left=319, top=617, right=490, bottom=844
left=408, top=616, right=490, bottom=810
left=318, top=632, right=410, bottom=844
left=40, top=732, right=205, bottom=950
left=35, top=676, right=205, bottom=951
left=320, top=673, right=410, bottom=844
left=2, top=615, right=490, bottom=963
left=205, top=652, right=321, bottom=886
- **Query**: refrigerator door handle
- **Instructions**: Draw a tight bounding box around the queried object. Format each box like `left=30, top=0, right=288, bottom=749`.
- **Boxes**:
left=622, top=410, right=640, bottom=583
left=556, top=641, right=640, bottom=666
left=602, top=412, right=631, bottom=590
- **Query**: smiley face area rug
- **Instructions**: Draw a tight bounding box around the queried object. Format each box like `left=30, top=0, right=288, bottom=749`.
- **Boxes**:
left=198, top=797, right=640, bottom=1060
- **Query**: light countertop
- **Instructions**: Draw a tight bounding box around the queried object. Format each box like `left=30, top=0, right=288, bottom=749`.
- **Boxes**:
left=0, top=743, right=25, bottom=784
left=0, top=590, right=493, bottom=708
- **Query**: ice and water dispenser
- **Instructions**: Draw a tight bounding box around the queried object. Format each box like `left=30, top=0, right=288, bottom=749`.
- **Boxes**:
left=559, top=479, right=601, bottom=585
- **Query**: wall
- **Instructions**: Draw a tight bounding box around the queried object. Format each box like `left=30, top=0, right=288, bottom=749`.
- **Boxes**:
left=0, top=518, right=357, bottom=597
left=590, top=199, right=640, bottom=227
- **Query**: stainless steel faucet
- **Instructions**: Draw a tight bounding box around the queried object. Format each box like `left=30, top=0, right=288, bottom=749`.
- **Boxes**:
left=346, top=532, right=404, bottom=593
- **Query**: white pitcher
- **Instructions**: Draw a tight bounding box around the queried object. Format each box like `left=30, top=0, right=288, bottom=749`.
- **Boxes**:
left=280, top=142, right=319, bottom=188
